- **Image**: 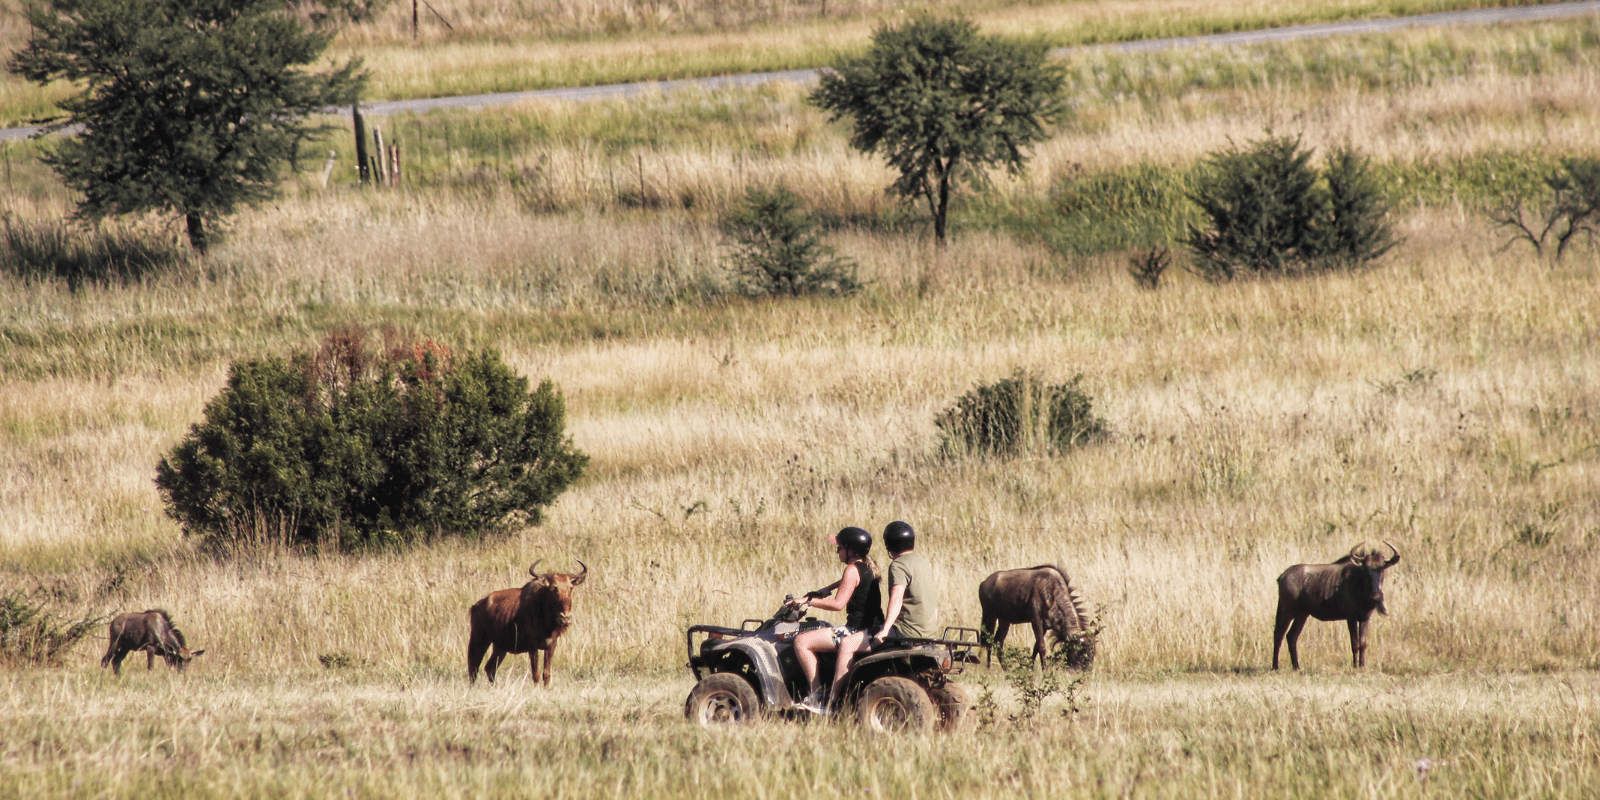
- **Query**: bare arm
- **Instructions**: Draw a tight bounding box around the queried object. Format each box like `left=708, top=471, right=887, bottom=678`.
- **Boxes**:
left=875, top=583, right=906, bottom=643
left=805, top=564, right=860, bottom=612
left=805, top=580, right=841, bottom=599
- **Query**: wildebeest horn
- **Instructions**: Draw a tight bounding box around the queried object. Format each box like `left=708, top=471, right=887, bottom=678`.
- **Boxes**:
left=572, top=559, right=588, bottom=586
left=528, top=560, right=544, bottom=578
left=1383, top=541, right=1400, bottom=567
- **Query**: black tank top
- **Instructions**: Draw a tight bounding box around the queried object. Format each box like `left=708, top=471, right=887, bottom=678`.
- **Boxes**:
left=845, top=561, right=885, bottom=631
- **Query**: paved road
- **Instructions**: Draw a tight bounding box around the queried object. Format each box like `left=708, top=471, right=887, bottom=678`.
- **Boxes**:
left=4, top=0, right=1598, bottom=141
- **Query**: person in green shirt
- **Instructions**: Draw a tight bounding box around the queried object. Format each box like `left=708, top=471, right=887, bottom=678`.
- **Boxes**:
left=873, top=520, right=938, bottom=643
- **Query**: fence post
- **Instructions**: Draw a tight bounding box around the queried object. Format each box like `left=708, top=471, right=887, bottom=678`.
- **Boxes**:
left=353, top=105, right=370, bottom=184
left=319, top=150, right=337, bottom=187
left=372, top=126, right=386, bottom=186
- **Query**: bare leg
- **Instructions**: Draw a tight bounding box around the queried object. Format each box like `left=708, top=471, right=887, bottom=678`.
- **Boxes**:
left=828, top=631, right=868, bottom=703
left=793, top=629, right=836, bottom=696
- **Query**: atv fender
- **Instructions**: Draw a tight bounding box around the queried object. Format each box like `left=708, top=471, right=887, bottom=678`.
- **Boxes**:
left=703, top=638, right=794, bottom=707
left=845, top=645, right=950, bottom=688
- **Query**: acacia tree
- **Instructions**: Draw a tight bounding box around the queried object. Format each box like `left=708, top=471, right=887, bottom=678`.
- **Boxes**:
left=810, top=17, right=1065, bottom=246
left=8, top=0, right=365, bottom=253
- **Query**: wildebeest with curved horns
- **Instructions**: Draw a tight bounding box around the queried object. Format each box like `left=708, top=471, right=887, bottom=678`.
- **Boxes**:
left=1273, top=541, right=1400, bottom=670
left=101, top=609, right=204, bottom=675
left=467, top=559, right=587, bottom=685
left=978, top=564, right=1094, bottom=670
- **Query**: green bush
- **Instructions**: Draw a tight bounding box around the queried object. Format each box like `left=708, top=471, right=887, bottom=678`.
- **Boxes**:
left=155, top=330, right=589, bottom=552
left=936, top=369, right=1107, bottom=457
left=1184, top=135, right=1397, bottom=280
left=722, top=186, right=861, bottom=297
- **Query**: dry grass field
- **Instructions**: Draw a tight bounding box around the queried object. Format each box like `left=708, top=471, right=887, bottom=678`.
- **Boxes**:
left=2, top=10, right=1600, bottom=800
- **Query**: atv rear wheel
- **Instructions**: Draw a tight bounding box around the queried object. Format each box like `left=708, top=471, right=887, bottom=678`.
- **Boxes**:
left=686, top=673, right=760, bottom=726
left=927, top=683, right=974, bottom=731
left=856, top=676, right=936, bottom=734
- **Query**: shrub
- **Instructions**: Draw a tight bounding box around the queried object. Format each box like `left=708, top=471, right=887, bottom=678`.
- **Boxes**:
left=1318, top=147, right=1402, bottom=268
left=155, top=329, right=589, bottom=552
left=1486, top=156, right=1600, bottom=263
left=0, top=592, right=107, bottom=665
left=1184, top=135, right=1397, bottom=280
left=722, top=187, right=861, bottom=297
left=936, top=369, right=1107, bottom=457
left=1127, top=245, right=1171, bottom=290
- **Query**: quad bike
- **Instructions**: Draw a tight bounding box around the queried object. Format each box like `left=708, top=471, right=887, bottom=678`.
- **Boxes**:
left=684, top=596, right=981, bottom=733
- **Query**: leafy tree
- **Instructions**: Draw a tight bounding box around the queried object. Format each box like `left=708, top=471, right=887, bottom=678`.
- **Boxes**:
left=8, top=0, right=365, bottom=253
left=1185, top=135, right=1398, bottom=280
left=810, top=17, right=1065, bottom=246
left=1486, top=156, right=1600, bottom=263
left=155, top=331, right=589, bottom=552
left=722, top=186, right=860, bottom=297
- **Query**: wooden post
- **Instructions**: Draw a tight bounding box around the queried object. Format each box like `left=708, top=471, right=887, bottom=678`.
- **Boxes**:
left=412, top=0, right=418, bottom=39
left=353, top=105, right=369, bottom=184
left=389, top=143, right=401, bottom=186
left=319, top=150, right=337, bottom=187
left=372, top=126, right=386, bottom=186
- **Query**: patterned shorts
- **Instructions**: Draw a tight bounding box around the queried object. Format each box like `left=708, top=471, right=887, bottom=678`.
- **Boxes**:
left=829, top=625, right=861, bottom=647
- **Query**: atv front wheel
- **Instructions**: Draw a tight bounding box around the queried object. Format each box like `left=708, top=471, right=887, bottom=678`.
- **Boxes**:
left=856, top=676, right=936, bottom=734
left=685, top=673, right=760, bottom=726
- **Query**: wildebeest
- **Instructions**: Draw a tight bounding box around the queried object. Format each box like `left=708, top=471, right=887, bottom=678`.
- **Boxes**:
left=1273, top=541, right=1401, bottom=670
left=467, top=559, right=588, bottom=685
left=978, top=564, right=1094, bottom=669
left=100, top=609, right=204, bottom=675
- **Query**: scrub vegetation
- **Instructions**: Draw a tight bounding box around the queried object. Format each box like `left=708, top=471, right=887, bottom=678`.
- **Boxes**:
left=1, top=10, right=1599, bottom=799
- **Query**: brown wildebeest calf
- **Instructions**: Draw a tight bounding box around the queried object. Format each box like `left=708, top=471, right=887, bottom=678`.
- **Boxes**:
left=467, top=559, right=587, bottom=685
left=1273, top=541, right=1401, bottom=670
left=101, top=609, right=204, bottom=675
left=978, top=564, right=1094, bottom=670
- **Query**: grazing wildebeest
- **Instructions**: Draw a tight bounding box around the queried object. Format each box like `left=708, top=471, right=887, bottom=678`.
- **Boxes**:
left=978, top=564, right=1094, bottom=669
left=100, top=609, right=204, bottom=675
left=467, top=559, right=588, bottom=685
left=1273, top=541, right=1401, bottom=670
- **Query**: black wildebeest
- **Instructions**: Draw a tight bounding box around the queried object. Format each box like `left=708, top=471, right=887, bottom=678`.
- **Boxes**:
left=978, top=564, right=1094, bottom=669
left=467, top=559, right=588, bottom=685
left=101, top=609, right=204, bottom=675
left=1273, top=541, right=1401, bottom=670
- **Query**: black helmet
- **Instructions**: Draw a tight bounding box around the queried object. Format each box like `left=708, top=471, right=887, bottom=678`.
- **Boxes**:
left=829, top=526, right=872, bottom=558
left=882, top=521, right=915, bottom=554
